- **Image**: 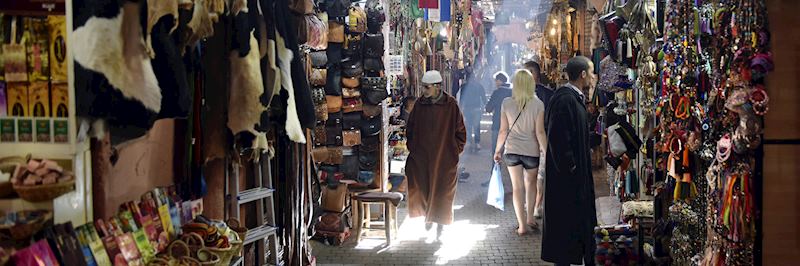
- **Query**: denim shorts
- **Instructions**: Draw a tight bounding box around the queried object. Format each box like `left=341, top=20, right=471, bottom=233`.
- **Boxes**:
left=504, top=153, right=540, bottom=170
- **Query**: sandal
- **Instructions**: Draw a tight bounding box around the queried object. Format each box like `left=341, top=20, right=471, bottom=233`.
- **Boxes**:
left=515, top=227, right=529, bottom=236
left=527, top=222, right=540, bottom=231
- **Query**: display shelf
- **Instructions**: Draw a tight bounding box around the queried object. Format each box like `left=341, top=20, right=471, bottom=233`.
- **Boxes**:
left=0, top=198, right=53, bottom=213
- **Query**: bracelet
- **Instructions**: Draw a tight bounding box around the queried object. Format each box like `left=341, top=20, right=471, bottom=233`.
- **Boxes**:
left=670, top=136, right=683, bottom=155
left=753, top=102, right=769, bottom=116
left=675, top=96, right=691, bottom=119
left=749, top=85, right=768, bottom=105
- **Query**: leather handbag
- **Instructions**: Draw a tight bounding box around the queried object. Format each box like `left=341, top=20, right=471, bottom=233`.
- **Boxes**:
left=321, top=185, right=348, bottom=212
left=342, top=112, right=362, bottom=130
left=343, top=129, right=362, bottom=146
left=328, top=21, right=345, bottom=43
left=365, top=0, right=385, bottom=33
left=347, top=6, right=367, bottom=33
left=342, top=76, right=360, bottom=88
left=326, top=43, right=344, bottom=65
left=326, top=111, right=343, bottom=126
left=357, top=171, right=375, bottom=185
left=325, top=124, right=343, bottom=146
left=341, top=152, right=360, bottom=179
left=361, top=114, right=382, bottom=136
left=315, top=103, right=329, bottom=121
left=362, top=86, right=389, bottom=105
left=310, top=68, right=327, bottom=86
left=361, top=134, right=380, bottom=150
left=364, top=58, right=384, bottom=72
left=312, top=146, right=344, bottom=165
left=313, top=126, right=327, bottom=146
left=343, top=87, right=361, bottom=98
left=342, top=97, right=363, bottom=113
left=362, top=103, right=381, bottom=118
left=325, top=66, right=342, bottom=96
left=312, top=86, right=327, bottom=104
left=289, top=0, right=315, bottom=15
left=326, top=95, right=343, bottom=113
left=325, top=0, right=350, bottom=19
left=342, top=59, right=363, bottom=78
left=306, top=15, right=329, bottom=50
left=361, top=76, right=386, bottom=88
left=359, top=150, right=378, bottom=170
left=344, top=34, right=363, bottom=58
left=364, top=33, right=384, bottom=58
left=310, top=51, right=328, bottom=68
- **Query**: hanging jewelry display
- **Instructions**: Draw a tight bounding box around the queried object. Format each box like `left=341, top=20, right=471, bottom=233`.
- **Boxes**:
left=656, top=0, right=772, bottom=264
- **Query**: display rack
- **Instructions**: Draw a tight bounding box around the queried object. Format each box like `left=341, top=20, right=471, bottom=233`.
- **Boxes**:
left=0, top=0, right=92, bottom=226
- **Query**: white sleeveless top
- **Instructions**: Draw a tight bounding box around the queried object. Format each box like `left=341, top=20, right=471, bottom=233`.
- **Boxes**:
left=501, top=97, right=545, bottom=157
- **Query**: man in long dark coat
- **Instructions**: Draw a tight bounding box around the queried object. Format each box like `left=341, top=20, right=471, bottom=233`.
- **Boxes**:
left=542, top=56, right=598, bottom=265
left=405, top=70, right=467, bottom=240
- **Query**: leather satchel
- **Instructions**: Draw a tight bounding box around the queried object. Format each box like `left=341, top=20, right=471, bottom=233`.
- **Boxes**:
left=325, top=65, right=342, bottom=96
left=343, top=129, right=362, bottom=147
left=342, top=112, right=362, bottom=130
left=362, top=86, right=389, bottom=105
left=326, top=111, right=343, bottom=126
left=362, top=103, right=381, bottom=118
left=361, top=134, right=380, bottom=150
left=364, top=58, right=384, bottom=72
left=342, top=59, right=363, bottom=78
left=315, top=103, right=329, bottom=121
left=359, top=150, right=378, bottom=170
left=364, top=33, right=384, bottom=58
left=347, top=6, right=367, bottom=33
left=344, top=34, right=363, bottom=58
left=343, top=87, right=361, bottom=98
left=366, top=0, right=385, bottom=33
left=342, top=76, right=360, bottom=88
left=321, top=185, right=348, bottom=212
left=317, top=210, right=349, bottom=234
left=306, top=15, right=329, bottom=50
left=328, top=21, right=345, bottom=43
left=312, top=146, right=344, bottom=165
left=310, top=68, right=327, bottom=86
left=310, top=51, right=328, bottom=68
left=289, top=0, right=315, bottom=15
left=325, top=124, right=343, bottom=146
left=313, top=126, right=327, bottom=146
left=326, top=95, right=343, bottom=113
left=325, top=0, right=350, bottom=19
left=361, top=114, right=382, bottom=136
left=342, top=97, right=363, bottom=113
left=341, top=153, right=360, bottom=180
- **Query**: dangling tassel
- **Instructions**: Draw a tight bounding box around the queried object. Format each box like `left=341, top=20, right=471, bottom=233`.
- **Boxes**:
left=626, top=37, right=633, bottom=59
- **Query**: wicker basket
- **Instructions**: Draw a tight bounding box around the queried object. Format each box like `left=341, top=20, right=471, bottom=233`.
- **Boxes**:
left=13, top=180, right=75, bottom=202
left=196, top=248, right=221, bottom=265
left=205, top=244, right=234, bottom=266
left=180, top=233, right=205, bottom=258
left=0, top=157, right=24, bottom=198
left=0, top=211, right=53, bottom=240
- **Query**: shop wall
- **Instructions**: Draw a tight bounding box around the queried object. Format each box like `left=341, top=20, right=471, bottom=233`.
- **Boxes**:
left=763, top=0, right=800, bottom=263
left=93, top=119, right=177, bottom=219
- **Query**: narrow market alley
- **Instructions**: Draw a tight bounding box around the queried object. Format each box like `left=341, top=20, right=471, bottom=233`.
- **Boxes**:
left=313, top=115, right=612, bottom=266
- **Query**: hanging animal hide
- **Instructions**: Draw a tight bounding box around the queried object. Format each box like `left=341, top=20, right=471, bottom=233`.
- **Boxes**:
left=145, top=0, right=179, bottom=58
left=228, top=32, right=269, bottom=150
left=275, top=32, right=307, bottom=143
left=71, top=4, right=162, bottom=113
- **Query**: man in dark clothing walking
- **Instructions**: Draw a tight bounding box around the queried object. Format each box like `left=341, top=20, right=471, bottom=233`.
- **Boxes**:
left=541, top=56, right=597, bottom=266
left=484, top=72, right=512, bottom=158
left=524, top=61, right=554, bottom=107
left=459, top=72, right=487, bottom=153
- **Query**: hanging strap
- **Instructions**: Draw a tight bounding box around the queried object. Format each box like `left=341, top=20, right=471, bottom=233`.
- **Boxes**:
left=500, top=101, right=527, bottom=148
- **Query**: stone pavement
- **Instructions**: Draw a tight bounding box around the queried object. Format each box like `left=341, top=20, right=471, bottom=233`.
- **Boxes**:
left=312, top=114, right=613, bottom=266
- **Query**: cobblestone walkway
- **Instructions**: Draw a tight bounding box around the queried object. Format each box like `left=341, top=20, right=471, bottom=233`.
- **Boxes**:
left=313, top=116, right=612, bottom=266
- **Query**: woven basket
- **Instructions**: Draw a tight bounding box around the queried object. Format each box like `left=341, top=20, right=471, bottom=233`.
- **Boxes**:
left=0, top=211, right=53, bottom=240
left=0, top=157, right=24, bottom=198
left=180, top=233, right=205, bottom=258
left=13, top=180, right=75, bottom=202
left=206, top=244, right=234, bottom=266
left=196, top=248, right=221, bottom=265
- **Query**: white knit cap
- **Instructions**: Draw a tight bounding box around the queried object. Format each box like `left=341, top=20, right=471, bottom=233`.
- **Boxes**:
left=421, top=70, right=443, bottom=84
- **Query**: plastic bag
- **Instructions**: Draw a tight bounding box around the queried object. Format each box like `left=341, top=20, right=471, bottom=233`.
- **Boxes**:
left=486, top=163, right=505, bottom=211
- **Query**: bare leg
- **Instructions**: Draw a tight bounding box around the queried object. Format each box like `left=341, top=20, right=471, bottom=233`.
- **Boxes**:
left=508, top=165, right=527, bottom=234
left=535, top=177, right=544, bottom=217
left=524, top=168, right=539, bottom=226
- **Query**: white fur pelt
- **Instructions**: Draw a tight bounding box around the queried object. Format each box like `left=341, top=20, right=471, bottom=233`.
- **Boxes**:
left=228, top=32, right=268, bottom=150
left=71, top=3, right=162, bottom=113
left=275, top=33, right=307, bottom=143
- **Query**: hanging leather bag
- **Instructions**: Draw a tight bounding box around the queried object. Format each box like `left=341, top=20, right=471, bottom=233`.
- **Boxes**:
left=342, top=97, right=363, bottom=113
left=306, top=14, right=329, bottom=50
left=343, top=129, right=362, bottom=147
left=344, top=34, right=363, bottom=58
left=325, top=0, right=350, bottom=19
left=361, top=77, right=389, bottom=104
left=347, top=6, right=367, bottom=33
left=325, top=124, right=344, bottom=146
left=310, top=68, right=328, bottom=86
left=342, top=112, right=362, bottom=130
left=342, top=59, right=363, bottom=78
left=310, top=51, right=328, bottom=68
left=342, top=76, right=360, bottom=88
left=362, top=104, right=382, bottom=118
left=328, top=21, right=345, bottom=43
left=312, top=146, right=344, bottom=165
left=343, top=87, right=361, bottom=98
left=325, top=65, right=342, bottom=96
left=326, top=95, right=343, bottom=113
left=365, top=0, right=385, bottom=33
left=363, top=58, right=384, bottom=73
left=360, top=114, right=382, bottom=136
left=364, top=33, right=384, bottom=58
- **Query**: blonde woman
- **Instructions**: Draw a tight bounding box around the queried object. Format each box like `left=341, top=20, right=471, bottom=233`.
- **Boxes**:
left=493, top=69, right=547, bottom=236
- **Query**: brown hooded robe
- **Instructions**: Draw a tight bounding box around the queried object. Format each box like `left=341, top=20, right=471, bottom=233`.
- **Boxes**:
left=405, top=92, right=467, bottom=225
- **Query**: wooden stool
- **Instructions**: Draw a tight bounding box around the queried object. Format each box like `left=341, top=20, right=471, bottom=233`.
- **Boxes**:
left=352, top=192, right=404, bottom=246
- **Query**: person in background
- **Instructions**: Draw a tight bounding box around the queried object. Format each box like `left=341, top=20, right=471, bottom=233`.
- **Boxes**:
left=541, top=56, right=597, bottom=266
left=459, top=71, right=487, bottom=153
left=524, top=60, right=552, bottom=219
left=482, top=72, right=513, bottom=186
left=405, top=70, right=467, bottom=242
left=493, top=69, right=547, bottom=236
